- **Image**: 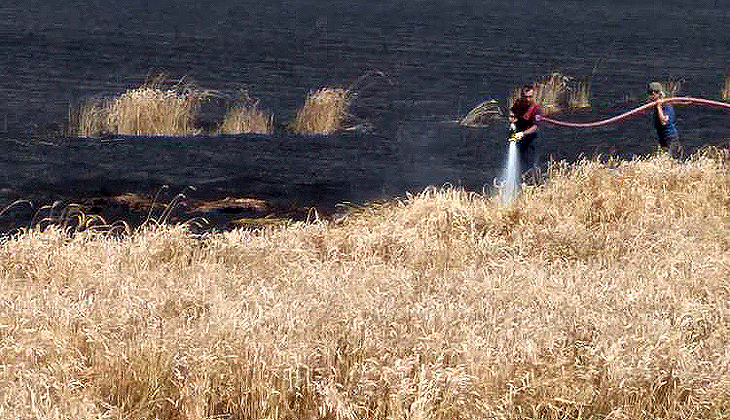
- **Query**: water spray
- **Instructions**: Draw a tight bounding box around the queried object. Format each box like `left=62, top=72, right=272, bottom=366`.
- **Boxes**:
left=498, top=123, right=521, bottom=209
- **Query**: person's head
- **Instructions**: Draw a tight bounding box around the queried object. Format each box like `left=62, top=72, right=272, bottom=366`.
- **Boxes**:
left=521, top=84, right=536, bottom=102
left=647, top=82, right=664, bottom=100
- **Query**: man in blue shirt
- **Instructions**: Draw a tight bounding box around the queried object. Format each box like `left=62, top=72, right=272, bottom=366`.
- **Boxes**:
left=648, top=82, right=682, bottom=158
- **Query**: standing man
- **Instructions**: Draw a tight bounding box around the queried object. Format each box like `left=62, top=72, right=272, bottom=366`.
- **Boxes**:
left=648, top=81, right=682, bottom=158
left=509, top=84, right=542, bottom=179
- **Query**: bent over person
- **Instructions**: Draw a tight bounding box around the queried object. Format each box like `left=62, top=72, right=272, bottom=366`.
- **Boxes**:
left=509, top=84, right=542, bottom=179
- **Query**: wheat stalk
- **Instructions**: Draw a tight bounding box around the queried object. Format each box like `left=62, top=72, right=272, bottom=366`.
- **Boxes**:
left=3, top=150, right=730, bottom=419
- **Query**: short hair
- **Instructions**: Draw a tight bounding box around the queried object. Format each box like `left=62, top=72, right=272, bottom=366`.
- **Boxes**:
left=521, top=84, right=535, bottom=93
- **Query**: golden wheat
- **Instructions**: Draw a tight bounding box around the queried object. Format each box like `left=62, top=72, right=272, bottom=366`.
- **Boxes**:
left=293, top=87, right=350, bottom=136
left=2, top=150, right=730, bottom=419
left=721, top=76, right=730, bottom=101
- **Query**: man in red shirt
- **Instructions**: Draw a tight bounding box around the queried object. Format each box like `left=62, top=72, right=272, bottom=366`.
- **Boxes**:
left=509, top=84, right=542, bottom=179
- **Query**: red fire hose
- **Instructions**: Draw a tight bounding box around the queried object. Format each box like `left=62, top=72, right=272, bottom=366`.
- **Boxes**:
left=541, top=97, right=730, bottom=128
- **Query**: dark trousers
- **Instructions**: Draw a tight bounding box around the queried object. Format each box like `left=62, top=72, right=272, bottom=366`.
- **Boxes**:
left=659, top=136, right=682, bottom=159
left=517, top=141, right=537, bottom=180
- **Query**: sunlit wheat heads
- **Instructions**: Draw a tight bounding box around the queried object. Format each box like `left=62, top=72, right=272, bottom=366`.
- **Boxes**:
left=3, top=149, right=730, bottom=419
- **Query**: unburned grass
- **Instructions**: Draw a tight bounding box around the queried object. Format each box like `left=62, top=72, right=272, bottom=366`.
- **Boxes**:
left=76, top=96, right=109, bottom=138
left=534, top=72, right=569, bottom=113
left=662, top=79, right=684, bottom=97
left=567, top=79, right=591, bottom=108
left=291, top=71, right=390, bottom=136
left=2, top=149, right=730, bottom=419
left=217, top=91, right=273, bottom=135
left=508, top=73, right=570, bottom=115
left=293, top=87, right=351, bottom=136
left=459, top=99, right=502, bottom=127
left=75, top=81, right=204, bottom=138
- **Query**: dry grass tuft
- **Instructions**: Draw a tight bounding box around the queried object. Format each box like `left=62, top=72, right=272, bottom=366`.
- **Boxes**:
left=660, top=79, right=684, bottom=97
left=508, top=72, right=570, bottom=115
left=534, top=72, right=569, bottom=113
left=459, top=99, right=502, bottom=127
left=293, top=87, right=351, bottom=136
left=217, top=91, right=273, bottom=135
left=3, top=149, right=730, bottom=419
left=76, top=96, right=109, bottom=138
left=76, top=80, right=203, bottom=138
left=722, top=76, right=730, bottom=101
left=568, top=79, right=591, bottom=108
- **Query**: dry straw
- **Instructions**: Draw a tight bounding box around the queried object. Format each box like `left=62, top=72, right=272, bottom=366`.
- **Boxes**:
left=217, top=91, right=273, bottom=135
left=534, top=72, right=569, bottom=113
left=722, top=76, right=730, bottom=101
left=293, top=87, right=351, bottom=136
left=567, top=79, right=591, bottom=108
left=76, top=80, right=203, bottom=138
left=76, top=96, right=109, bottom=138
left=459, top=99, right=502, bottom=127
left=463, top=75, right=588, bottom=127
left=507, top=72, right=569, bottom=115
left=292, top=71, right=391, bottom=136
left=3, top=149, right=730, bottom=419
left=662, top=78, right=683, bottom=97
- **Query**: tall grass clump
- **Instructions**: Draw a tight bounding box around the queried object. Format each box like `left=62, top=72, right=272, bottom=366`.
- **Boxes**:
left=459, top=99, right=502, bottom=127
left=217, top=91, right=273, bottom=135
left=721, top=76, right=730, bottom=101
left=291, top=70, right=391, bottom=136
left=76, top=81, right=203, bottom=138
left=567, top=79, right=591, bottom=108
left=3, top=149, right=730, bottom=419
left=508, top=72, right=569, bottom=115
left=293, top=87, right=351, bottom=136
left=534, top=72, right=569, bottom=113
left=664, top=78, right=683, bottom=97
left=76, top=96, right=109, bottom=138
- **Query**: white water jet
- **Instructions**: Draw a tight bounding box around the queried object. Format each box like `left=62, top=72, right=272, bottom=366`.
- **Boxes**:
left=498, top=140, right=520, bottom=209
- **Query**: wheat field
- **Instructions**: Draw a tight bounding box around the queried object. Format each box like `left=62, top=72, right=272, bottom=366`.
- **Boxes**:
left=2, top=149, right=730, bottom=419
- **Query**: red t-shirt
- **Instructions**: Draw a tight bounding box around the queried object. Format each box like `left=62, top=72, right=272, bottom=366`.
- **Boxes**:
left=511, top=99, right=541, bottom=144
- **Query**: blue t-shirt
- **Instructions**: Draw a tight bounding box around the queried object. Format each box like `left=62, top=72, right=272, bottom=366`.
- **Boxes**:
left=654, top=102, right=679, bottom=145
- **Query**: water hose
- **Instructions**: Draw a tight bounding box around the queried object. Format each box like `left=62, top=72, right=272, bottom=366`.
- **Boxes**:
left=541, top=97, right=730, bottom=128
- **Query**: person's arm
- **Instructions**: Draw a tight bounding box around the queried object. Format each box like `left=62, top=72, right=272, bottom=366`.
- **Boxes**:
left=514, top=123, right=536, bottom=140
left=514, top=107, right=540, bottom=139
left=655, top=96, right=670, bottom=125
left=522, top=124, right=538, bottom=135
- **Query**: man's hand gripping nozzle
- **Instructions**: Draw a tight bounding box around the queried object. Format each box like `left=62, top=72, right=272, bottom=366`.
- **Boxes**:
left=508, top=130, right=524, bottom=143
